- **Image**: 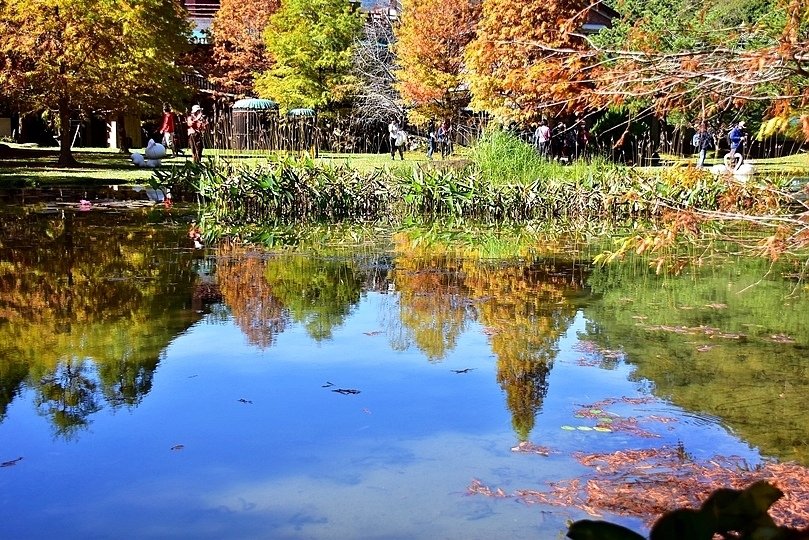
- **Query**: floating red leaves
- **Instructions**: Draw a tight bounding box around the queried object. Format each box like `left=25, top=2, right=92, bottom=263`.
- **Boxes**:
left=469, top=447, right=809, bottom=530
left=468, top=395, right=809, bottom=531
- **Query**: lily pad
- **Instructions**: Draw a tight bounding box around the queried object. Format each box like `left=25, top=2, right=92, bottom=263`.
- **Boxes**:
left=594, top=426, right=613, bottom=432
left=561, top=425, right=577, bottom=431
left=577, top=426, right=593, bottom=431
left=598, top=417, right=614, bottom=424
left=590, top=409, right=602, bottom=414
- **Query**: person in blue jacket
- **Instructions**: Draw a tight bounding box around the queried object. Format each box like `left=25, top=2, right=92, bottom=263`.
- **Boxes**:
left=728, top=121, right=747, bottom=157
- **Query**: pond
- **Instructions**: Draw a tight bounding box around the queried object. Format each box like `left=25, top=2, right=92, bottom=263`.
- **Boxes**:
left=0, top=191, right=807, bottom=539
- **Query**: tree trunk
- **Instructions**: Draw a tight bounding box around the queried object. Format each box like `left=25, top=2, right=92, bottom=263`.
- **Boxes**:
left=57, top=97, right=78, bottom=166
left=116, top=112, right=130, bottom=153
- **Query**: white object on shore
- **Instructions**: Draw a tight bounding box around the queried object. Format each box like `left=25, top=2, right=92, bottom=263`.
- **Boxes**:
left=145, top=140, right=166, bottom=159
left=734, top=161, right=755, bottom=182
left=131, top=152, right=162, bottom=168
left=709, top=161, right=755, bottom=182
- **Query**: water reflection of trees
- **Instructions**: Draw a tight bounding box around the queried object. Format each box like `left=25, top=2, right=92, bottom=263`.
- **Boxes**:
left=213, top=237, right=588, bottom=441
left=465, top=263, right=584, bottom=440
left=583, top=256, right=809, bottom=465
left=215, top=246, right=391, bottom=346
left=215, top=245, right=288, bottom=349
left=388, top=255, right=468, bottom=361
left=391, top=236, right=588, bottom=440
left=0, top=208, right=203, bottom=436
left=34, top=360, right=101, bottom=439
left=264, top=252, right=364, bottom=341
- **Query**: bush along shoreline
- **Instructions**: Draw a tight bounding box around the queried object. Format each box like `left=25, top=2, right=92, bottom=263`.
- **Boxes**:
left=153, top=131, right=801, bottom=232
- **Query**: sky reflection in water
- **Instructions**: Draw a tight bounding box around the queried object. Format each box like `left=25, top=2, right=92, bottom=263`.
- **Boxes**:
left=0, top=211, right=805, bottom=539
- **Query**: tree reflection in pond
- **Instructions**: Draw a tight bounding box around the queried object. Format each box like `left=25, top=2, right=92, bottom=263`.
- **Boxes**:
left=215, top=245, right=288, bottom=349
left=0, top=206, right=204, bottom=436
left=464, top=262, right=585, bottom=441
left=389, top=254, right=468, bottom=362
left=264, top=252, right=364, bottom=341
left=391, top=234, right=589, bottom=441
left=34, top=360, right=101, bottom=439
left=583, top=253, right=809, bottom=464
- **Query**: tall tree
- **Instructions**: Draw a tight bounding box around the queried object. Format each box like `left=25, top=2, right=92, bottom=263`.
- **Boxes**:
left=351, top=11, right=405, bottom=124
left=256, top=0, right=364, bottom=110
left=0, top=0, right=192, bottom=165
left=211, top=0, right=280, bottom=96
left=394, top=0, right=481, bottom=123
left=464, top=0, right=595, bottom=123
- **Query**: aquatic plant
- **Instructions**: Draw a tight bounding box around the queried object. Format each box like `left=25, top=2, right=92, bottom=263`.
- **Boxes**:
left=152, top=129, right=806, bottom=262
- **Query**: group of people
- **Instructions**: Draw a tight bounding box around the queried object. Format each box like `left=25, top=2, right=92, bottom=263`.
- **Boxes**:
left=158, top=103, right=208, bottom=163
left=426, top=120, right=452, bottom=160
left=387, top=118, right=452, bottom=160
left=693, top=120, right=747, bottom=170
left=531, top=119, right=591, bottom=162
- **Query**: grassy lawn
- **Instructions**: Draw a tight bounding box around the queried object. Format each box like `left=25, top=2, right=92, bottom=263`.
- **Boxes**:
left=0, top=144, right=160, bottom=186
left=665, top=150, right=809, bottom=176
left=2, top=141, right=807, bottom=188
left=0, top=143, right=471, bottom=186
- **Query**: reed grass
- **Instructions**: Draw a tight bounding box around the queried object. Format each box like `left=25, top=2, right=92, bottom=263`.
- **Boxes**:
left=154, top=129, right=802, bottom=232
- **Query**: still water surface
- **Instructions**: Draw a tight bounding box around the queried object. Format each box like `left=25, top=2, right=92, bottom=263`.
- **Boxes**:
left=0, top=196, right=807, bottom=539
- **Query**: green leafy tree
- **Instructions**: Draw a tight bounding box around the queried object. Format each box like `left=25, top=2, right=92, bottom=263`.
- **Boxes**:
left=256, top=0, right=364, bottom=110
left=0, top=0, right=192, bottom=165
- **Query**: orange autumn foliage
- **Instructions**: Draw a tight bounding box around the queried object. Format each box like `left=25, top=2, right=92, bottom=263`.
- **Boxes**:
left=464, top=0, right=597, bottom=122
left=394, top=0, right=481, bottom=122
left=211, top=0, right=280, bottom=95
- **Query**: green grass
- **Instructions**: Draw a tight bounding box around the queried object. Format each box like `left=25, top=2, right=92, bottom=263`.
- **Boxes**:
left=0, top=143, right=171, bottom=186
left=0, top=143, right=472, bottom=187
left=3, top=139, right=808, bottom=188
left=663, top=150, right=809, bottom=175
left=205, top=147, right=471, bottom=174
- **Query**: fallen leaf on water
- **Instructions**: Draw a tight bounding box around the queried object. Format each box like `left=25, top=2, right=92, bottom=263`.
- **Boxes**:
left=511, top=441, right=551, bottom=456
left=363, top=331, right=382, bottom=336
left=170, top=445, right=185, bottom=451
left=238, top=398, right=253, bottom=404
left=1, top=457, right=23, bottom=467
left=332, top=388, right=361, bottom=395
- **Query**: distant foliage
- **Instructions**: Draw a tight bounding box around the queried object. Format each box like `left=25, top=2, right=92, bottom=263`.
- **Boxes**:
left=589, top=0, right=809, bottom=132
left=394, top=0, right=480, bottom=123
left=464, top=0, right=595, bottom=122
left=0, top=0, right=191, bottom=164
left=211, top=0, right=279, bottom=96
left=256, top=0, right=364, bottom=110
